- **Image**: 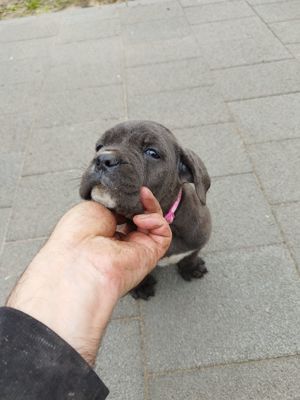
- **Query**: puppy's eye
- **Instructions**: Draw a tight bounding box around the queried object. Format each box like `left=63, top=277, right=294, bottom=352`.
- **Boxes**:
left=144, top=148, right=160, bottom=159
left=95, top=144, right=103, bottom=152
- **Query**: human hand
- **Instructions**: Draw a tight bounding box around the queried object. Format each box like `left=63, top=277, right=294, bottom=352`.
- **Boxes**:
left=6, top=187, right=172, bottom=365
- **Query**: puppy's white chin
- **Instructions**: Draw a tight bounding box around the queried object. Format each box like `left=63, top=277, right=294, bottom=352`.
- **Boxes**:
left=91, top=186, right=117, bottom=209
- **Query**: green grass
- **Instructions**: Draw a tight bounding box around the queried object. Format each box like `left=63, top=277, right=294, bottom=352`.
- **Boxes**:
left=25, top=0, right=40, bottom=10
left=0, top=0, right=119, bottom=19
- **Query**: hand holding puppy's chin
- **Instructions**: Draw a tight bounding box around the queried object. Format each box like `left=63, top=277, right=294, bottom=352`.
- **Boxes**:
left=6, top=188, right=171, bottom=365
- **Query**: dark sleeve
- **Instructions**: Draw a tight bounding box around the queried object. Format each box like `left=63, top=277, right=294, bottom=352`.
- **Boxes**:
left=0, top=307, right=109, bottom=400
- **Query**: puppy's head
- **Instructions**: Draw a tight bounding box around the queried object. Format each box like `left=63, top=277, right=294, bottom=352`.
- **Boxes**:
left=80, top=120, right=210, bottom=218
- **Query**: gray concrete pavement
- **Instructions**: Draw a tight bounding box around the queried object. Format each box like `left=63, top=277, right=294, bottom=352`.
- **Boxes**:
left=1, top=0, right=300, bottom=398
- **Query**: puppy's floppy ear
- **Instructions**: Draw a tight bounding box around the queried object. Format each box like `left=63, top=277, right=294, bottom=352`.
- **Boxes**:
left=179, top=148, right=211, bottom=205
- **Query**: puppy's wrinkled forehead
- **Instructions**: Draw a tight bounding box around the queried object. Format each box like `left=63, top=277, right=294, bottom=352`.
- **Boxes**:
left=99, top=120, right=178, bottom=150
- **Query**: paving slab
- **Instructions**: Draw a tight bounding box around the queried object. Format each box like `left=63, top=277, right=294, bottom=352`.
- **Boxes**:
left=128, top=86, right=231, bottom=128
left=0, top=112, right=33, bottom=153
left=58, top=17, right=121, bottom=44
left=0, top=57, right=46, bottom=86
left=184, top=1, right=254, bottom=25
left=205, top=174, right=281, bottom=252
left=214, top=59, right=300, bottom=101
left=149, top=356, right=300, bottom=399
left=122, top=17, right=191, bottom=44
left=48, top=37, right=122, bottom=68
left=111, top=295, right=139, bottom=320
left=59, top=4, right=120, bottom=20
left=0, top=14, right=60, bottom=43
left=127, top=58, right=212, bottom=96
left=173, top=123, right=252, bottom=177
left=0, top=38, right=55, bottom=63
left=274, top=202, right=300, bottom=267
left=142, top=245, right=300, bottom=372
left=7, top=170, right=80, bottom=241
left=193, top=17, right=290, bottom=69
left=192, top=17, right=277, bottom=44
left=0, top=82, right=40, bottom=115
left=249, top=139, right=300, bottom=204
left=33, top=84, right=124, bottom=128
left=229, top=93, right=300, bottom=143
left=269, top=19, right=300, bottom=44
left=287, top=43, right=300, bottom=59
left=253, top=0, right=300, bottom=23
left=0, top=152, right=23, bottom=208
left=42, top=61, right=122, bottom=93
left=22, top=119, right=121, bottom=175
left=95, top=319, right=144, bottom=400
left=0, top=239, right=45, bottom=306
left=125, top=36, right=202, bottom=67
left=119, top=1, right=184, bottom=25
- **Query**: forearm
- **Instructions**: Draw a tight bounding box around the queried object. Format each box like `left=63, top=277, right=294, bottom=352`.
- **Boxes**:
left=6, top=242, right=119, bottom=366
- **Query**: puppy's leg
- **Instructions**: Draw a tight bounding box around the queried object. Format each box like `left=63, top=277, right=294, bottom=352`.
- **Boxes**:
left=130, top=274, right=157, bottom=300
left=177, top=250, right=208, bottom=281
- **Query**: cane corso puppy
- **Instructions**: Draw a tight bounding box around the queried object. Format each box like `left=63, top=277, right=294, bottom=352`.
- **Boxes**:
left=80, top=120, right=211, bottom=300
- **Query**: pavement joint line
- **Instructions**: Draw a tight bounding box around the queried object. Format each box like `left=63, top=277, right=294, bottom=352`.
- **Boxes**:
left=181, top=0, right=231, bottom=9
left=210, top=56, right=295, bottom=71
left=203, top=241, right=285, bottom=256
left=129, top=83, right=214, bottom=97
left=245, top=136, right=300, bottom=145
left=125, top=55, right=204, bottom=69
left=282, top=40, right=300, bottom=45
left=247, top=136, right=300, bottom=146
left=0, top=208, right=12, bottom=259
left=110, top=315, right=141, bottom=322
left=137, top=302, right=150, bottom=400
left=59, top=33, right=120, bottom=45
left=246, top=0, right=297, bottom=59
left=262, top=16, right=300, bottom=25
left=147, top=352, right=300, bottom=379
left=271, top=199, right=300, bottom=207
left=119, top=13, right=188, bottom=27
left=4, top=236, right=49, bottom=245
left=171, top=120, right=236, bottom=130
left=187, top=15, right=256, bottom=27
left=211, top=170, right=254, bottom=180
left=0, top=34, right=58, bottom=45
left=37, top=82, right=123, bottom=94
left=27, top=117, right=123, bottom=132
left=226, top=89, right=300, bottom=103
left=249, top=0, right=295, bottom=5
left=21, top=168, right=84, bottom=178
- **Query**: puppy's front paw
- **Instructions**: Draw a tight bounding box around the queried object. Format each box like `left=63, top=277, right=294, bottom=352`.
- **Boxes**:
left=130, top=274, right=157, bottom=300
left=178, top=257, right=208, bottom=281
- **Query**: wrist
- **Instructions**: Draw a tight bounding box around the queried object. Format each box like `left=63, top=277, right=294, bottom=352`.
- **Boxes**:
left=6, top=243, right=119, bottom=365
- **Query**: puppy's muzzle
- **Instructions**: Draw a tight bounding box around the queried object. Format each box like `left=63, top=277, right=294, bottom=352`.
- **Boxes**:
left=95, top=151, right=120, bottom=171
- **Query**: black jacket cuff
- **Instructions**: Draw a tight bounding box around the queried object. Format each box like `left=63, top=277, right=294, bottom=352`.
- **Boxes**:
left=0, top=306, right=109, bottom=400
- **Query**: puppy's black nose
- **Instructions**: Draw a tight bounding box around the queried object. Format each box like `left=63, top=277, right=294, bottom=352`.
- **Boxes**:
left=95, top=152, right=120, bottom=170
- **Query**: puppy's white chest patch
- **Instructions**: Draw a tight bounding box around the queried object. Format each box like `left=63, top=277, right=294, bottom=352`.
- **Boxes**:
left=158, top=250, right=194, bottom=267
left=91, top=186, right=116, bottom=209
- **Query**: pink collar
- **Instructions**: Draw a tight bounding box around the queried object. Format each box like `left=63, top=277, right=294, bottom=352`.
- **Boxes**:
left=164, top=189, right=182, bottom=224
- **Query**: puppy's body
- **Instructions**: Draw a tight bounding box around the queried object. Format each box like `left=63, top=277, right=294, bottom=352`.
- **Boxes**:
left=80, top=121, right=211, bottom=299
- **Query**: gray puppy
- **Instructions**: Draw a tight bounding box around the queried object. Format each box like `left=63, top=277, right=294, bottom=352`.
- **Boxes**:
left=80, top=120, right=211, bottom=299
